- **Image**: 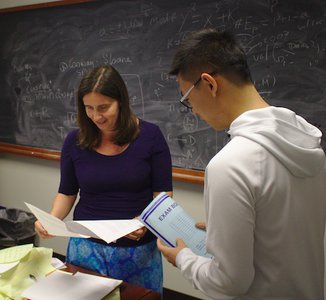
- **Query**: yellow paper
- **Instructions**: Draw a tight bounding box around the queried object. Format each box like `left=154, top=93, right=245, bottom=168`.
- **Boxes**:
left=0, top=244, right=33, bottom=264
left=103, top=287, right=120, bottom=300
left=0, top=246, right=54, bottom=300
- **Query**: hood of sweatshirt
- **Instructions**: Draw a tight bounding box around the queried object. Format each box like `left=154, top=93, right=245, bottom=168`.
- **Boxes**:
left=228, top=106, right=325, bottom=178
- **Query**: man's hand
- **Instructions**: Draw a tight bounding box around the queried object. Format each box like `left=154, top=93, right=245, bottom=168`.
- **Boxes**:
left=157, top=238, right=187, bottom=267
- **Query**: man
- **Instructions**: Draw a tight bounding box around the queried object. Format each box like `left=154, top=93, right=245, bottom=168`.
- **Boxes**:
left=157, top=29, right=326, bottom=299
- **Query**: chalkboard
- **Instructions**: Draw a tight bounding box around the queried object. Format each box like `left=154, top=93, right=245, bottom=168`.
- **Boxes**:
left=0, top=0, right=325, bottom=177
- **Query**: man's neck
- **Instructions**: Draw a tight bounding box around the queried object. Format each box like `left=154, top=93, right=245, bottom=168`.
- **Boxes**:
left=224, top=83, right=269, bottom=124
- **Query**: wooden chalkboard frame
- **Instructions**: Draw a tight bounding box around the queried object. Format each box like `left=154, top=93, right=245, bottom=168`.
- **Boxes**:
left=0, top=0, right=205, bottom=184
left=0, top=142, right=204, bottom=184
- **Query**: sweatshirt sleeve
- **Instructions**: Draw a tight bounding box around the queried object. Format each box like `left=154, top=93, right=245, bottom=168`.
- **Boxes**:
left=175, top=137, right=260, bottom=299
left=176, top=248, right=237, bottom=299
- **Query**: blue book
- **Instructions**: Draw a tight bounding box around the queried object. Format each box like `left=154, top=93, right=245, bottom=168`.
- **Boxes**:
left=140, top=192, right=211, bottom=257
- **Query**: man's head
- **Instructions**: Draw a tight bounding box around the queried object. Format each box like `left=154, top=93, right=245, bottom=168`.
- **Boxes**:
left=170, top=29, right=257, bottom=130
left=169, top=29, right=252, bottom=85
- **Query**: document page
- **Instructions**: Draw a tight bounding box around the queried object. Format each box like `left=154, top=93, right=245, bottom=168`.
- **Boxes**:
left=66, top=219, right=144, bottom=244
left=140, top=192, right=211, bottom=257
left=25, top=202, right=144, bottom=244
left=25, top=203, right=88, bottom=238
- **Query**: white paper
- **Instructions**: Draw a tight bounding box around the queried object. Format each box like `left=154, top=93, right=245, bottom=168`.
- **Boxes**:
left=25, top=203, right=87, bottom=238
left=25, top=202, right=144, bottom=244
left=51, top=257, right=66, bottom=270
left=66, top=219, right=144, bottom=244
left=21, top=270, right=122, bottom=300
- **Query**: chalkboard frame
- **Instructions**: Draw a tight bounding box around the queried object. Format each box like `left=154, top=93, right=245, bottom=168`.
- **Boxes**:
left=0, top=0, right=206, bottom=184
left=0, top=142, right=204, bottom=184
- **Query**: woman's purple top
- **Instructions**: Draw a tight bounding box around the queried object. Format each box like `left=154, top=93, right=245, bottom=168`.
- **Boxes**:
left=58, top=119, right=173, bottom=246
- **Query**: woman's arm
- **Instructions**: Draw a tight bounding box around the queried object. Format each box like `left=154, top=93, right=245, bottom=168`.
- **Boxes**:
left=50, top=193, right=77, bottom=219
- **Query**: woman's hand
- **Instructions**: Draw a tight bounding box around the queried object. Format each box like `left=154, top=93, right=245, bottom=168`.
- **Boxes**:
left=34, top=220, right=55, bottom=239
left=34, top=193, right=76, bottom=239
left=125, top=226, right=147, bottom=241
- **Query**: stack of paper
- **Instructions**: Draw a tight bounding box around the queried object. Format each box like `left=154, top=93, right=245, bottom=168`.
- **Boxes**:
left=0, top=244, right=54, bottom=300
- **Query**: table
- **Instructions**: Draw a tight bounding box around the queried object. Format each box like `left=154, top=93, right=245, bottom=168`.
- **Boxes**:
left=64, top=263, right=161, bottom=300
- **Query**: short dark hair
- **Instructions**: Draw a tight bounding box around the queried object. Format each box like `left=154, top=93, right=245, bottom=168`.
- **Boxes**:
left=169, top=29, right=252, bottom=84
left=77, top=65, right=139, bottom=149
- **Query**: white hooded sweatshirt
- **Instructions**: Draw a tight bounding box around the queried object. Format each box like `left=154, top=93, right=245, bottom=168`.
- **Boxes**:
left=176, top=106, right=326, bottom=300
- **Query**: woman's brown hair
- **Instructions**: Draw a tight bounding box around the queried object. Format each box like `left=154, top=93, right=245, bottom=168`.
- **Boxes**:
left=77, top=65, right=139, bottom=149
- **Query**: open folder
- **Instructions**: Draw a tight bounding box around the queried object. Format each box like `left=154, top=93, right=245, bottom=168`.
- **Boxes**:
left=26, top=193, right=211, bottom=257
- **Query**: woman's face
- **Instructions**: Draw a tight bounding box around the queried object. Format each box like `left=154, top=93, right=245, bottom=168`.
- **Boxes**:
left=83, top=92, right=119, bottom=133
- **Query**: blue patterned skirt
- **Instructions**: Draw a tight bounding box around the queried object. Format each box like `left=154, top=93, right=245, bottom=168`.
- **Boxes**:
left=66, top=238, right=163, bottom=294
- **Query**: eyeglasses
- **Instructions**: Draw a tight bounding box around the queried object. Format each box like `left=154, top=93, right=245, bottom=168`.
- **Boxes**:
left=179, top=77, right=202, bottom=109
left=179, top=71, right=217, bottom=109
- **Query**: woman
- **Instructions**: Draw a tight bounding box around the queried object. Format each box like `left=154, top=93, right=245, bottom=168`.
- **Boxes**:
left=35, top=65, right=173, bottom=293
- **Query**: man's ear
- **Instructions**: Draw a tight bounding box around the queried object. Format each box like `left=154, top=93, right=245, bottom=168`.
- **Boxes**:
left=201, top=73, right=218, bottom=97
